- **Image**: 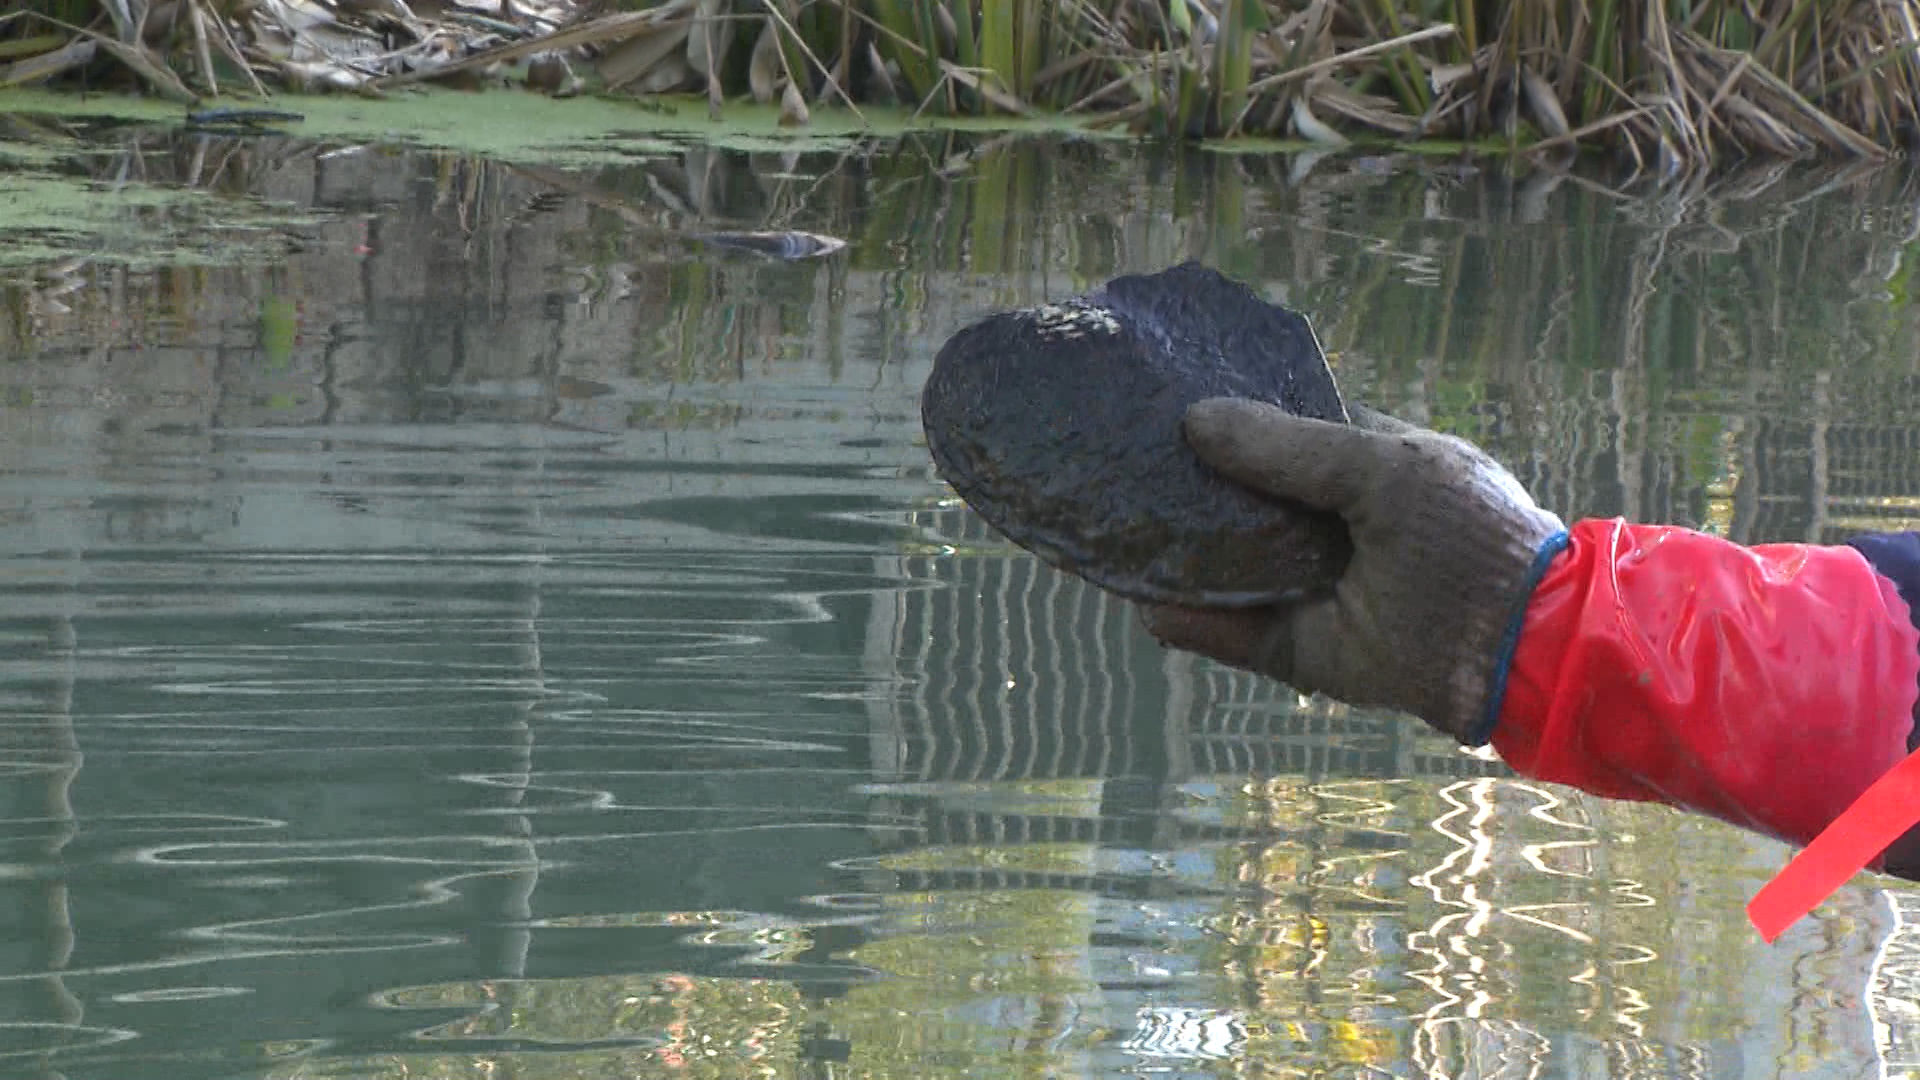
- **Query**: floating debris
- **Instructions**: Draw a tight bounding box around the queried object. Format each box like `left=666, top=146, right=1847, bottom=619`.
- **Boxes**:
left=691, top=230, right=847, bottom=260
left=185, top=107, right=308, bottom=130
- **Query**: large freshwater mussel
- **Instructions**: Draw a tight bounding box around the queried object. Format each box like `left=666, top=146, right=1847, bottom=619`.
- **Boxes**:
left=920, top=261, right=1356, bottom=608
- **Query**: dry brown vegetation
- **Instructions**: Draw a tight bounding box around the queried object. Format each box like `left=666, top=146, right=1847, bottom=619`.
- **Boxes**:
left=5, top=1, right=1920, bottom=170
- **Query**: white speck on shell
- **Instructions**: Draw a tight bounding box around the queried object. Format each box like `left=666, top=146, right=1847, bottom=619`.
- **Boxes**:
left=1026, top=301, right=1121, bottom=342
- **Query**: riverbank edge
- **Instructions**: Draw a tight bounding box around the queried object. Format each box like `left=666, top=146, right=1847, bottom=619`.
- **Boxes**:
left=6, top=3, right=1920, bottom=173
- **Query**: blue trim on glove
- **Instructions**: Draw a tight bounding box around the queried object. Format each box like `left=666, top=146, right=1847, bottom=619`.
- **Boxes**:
left=1466, top=529, right=1571, bottom=748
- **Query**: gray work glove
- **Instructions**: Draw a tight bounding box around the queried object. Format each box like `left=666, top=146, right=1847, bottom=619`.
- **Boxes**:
left=1140, top=398, right=1568, bottom=745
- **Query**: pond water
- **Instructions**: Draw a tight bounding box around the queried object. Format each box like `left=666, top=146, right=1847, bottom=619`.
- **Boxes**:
left=2, top=110, right=1920, bottom=1080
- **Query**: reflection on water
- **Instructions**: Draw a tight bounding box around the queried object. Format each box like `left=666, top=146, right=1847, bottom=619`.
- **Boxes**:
left=1, top=117, right=1919, bottom=1079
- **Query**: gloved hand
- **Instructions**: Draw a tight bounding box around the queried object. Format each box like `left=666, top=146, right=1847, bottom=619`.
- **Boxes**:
left=1140, top=397, right=1567, bottom=744
left=1142, top=396, right=1920, bottom=942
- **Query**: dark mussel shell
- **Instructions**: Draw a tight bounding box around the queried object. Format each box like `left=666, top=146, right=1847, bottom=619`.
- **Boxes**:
left=919, top=260, right=1355, bottom=608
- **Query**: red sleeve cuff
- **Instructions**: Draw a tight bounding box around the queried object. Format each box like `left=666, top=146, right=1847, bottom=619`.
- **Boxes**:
left=1488, top=518, right=1920, bottom=853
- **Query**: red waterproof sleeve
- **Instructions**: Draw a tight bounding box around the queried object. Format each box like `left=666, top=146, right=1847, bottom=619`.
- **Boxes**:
left=1490, top=518, right=1920, bottom=862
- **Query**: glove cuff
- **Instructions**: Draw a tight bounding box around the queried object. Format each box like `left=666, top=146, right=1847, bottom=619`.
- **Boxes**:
left=1463, top=529, right=1571, bottom=747
left=1394, top=459, right=1566, bottom=744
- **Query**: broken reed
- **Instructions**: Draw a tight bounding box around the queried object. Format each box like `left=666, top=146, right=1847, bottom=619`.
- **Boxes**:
left=5, top=0, right=1920, bottom=167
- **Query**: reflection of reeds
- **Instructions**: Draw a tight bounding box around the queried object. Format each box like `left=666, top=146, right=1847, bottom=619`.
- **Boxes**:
left=875, top=500, right=1502, bottom=790
left=9, top=131, right=1920, bottom=540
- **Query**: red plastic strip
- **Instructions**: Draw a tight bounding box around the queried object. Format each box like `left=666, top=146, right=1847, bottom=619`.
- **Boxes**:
left=1748, top=746, right=1920, bottom=943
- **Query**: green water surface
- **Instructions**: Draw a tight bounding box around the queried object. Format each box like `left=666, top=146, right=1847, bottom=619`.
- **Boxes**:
left=0, top=100, right=1917, bottom=1079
